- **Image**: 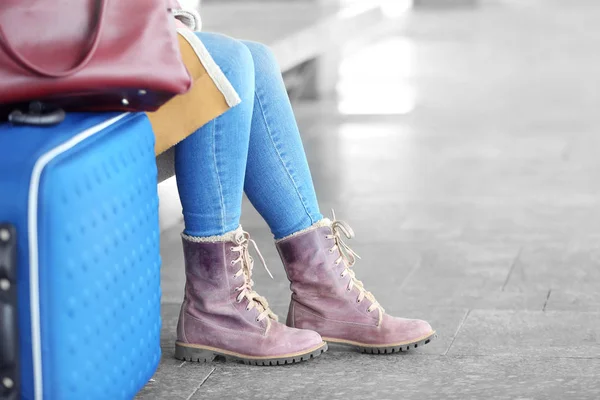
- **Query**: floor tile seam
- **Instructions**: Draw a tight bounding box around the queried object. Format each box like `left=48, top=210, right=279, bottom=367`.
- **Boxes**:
left=443, top=308, right=471, bottom=356
left=501, top=247, right=522, bottom=291
left=542, top=289, right=552, bottom=312
left=397, top=253, right=424, bottom=292
left=186, top=367, right=216, bottom=400
left=442, top=354, right=600, bottom=361
left=467, top=308, right=600, bottom=315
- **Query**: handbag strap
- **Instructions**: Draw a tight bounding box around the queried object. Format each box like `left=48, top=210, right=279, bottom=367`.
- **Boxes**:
left=0, top=0, right=107, bottom=78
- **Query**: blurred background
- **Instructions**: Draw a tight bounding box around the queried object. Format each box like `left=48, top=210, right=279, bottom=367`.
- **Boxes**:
left=146, top=0, right=600, bottom=398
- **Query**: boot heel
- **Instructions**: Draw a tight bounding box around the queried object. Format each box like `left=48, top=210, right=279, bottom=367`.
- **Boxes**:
left=175, top=343, right=216, bottom=363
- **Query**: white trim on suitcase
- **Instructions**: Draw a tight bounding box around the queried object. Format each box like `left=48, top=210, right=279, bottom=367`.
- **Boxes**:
left=27, top=113, right=129, bottom=400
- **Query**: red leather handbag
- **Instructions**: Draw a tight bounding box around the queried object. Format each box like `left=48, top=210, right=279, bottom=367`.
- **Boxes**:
left=0, top=0, right=192, bottom=123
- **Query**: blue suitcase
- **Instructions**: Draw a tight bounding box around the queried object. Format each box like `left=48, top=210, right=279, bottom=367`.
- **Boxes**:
left=0, top=112, right=162, bottom=400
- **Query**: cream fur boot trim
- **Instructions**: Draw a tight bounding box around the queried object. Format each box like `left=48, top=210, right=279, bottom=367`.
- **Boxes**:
left=275, top=219, right=332, bottom=243
left=182, top=226, right=243, bottom=243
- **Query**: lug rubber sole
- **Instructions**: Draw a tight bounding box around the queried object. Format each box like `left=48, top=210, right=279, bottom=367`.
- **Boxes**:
left=322, top=331, right=437, bottom=354
left=174, top=341, right=328, bottom=366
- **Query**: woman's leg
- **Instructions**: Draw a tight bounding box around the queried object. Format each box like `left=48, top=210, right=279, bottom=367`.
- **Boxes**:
left=175, top=34, right=255, bottom=237
left=173, top=32, right=327, bottom=365
left=240, top=41, right=436, bottom=351
left=240, top=41, right=323, bottom=240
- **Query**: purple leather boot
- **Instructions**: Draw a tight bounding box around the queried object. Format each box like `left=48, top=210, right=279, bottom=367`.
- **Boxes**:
left=175, top=227, right=327, bottom=365
left=277, top=218, right=436, bottom=354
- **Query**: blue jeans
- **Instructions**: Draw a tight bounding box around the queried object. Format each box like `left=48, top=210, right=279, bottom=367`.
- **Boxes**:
left=175, top=32, right=323, bottom=239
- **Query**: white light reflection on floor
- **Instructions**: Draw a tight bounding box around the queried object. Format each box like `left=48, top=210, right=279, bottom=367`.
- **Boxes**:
left=381, top=0, right=414, bottom=18
left=336, top=121, right=418, bottom=199
left=338, top=1, right=379, bottom=20
left=337, top=36, right=417, bottom=116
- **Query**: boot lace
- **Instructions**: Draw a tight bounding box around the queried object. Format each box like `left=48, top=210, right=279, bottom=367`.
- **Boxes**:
left=326, top=212, right=385, bottom=326
left=231, top=230, right=278, bottom=330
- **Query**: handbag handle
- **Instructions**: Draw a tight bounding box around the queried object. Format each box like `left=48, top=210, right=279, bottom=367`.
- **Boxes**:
left=0, top=0, right=108, bottom=78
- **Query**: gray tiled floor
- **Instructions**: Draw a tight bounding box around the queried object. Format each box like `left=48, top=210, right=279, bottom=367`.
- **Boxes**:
left=139, top=0, right=600, bottom=399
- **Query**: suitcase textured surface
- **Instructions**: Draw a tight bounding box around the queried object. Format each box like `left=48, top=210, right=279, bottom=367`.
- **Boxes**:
left=0, top=112, right=162, bottom=400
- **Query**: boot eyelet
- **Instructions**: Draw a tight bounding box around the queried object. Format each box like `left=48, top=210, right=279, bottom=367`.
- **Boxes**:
left=329, top=249, right=334, bottom=254
left=230, top=247, right=234, bottom=251
left=230, top=261, right=235, bottom=265
left=255, top=318, right=260, bottom=322
left=367, top=309, right=372, bottom=313
left=346, top=287, right=351, bottom=292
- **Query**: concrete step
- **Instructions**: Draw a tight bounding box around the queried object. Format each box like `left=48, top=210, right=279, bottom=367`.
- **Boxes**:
left=198, top=1, right=394, bottom=71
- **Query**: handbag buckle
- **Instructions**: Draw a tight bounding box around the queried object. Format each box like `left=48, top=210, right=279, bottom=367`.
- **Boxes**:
left=8, top=101, right=65, bottom=126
